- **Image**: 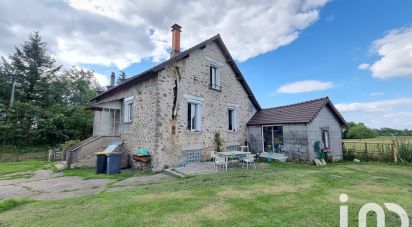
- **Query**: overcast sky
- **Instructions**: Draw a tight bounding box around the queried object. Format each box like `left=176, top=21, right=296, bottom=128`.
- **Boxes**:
left=1, top=0, right=412, bottom=129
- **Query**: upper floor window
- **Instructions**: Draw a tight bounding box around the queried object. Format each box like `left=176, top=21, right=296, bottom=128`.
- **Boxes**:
left=228, top=107, right=237, bottom=132
left=187, top=102, right=201, bottom=132
left=210, top=65, right=221, bottom=90
left=124, top=96, right=134, bottom=123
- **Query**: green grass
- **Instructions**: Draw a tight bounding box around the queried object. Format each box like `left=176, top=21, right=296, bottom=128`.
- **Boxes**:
left=62, top=168, right=147, bottom=180
left=344, top=136, right=412, bottom=143
left=0, top=162, right=411, bottom=226
left=0, top=160, right=49, bottom=176
left=0, top=199, right=34, bottom=213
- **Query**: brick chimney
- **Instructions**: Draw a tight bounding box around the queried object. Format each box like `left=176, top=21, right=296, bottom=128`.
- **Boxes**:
left=170, top=24, right=182, bottom=57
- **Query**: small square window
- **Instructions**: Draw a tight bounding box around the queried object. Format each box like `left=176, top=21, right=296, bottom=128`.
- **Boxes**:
left=187, top=102, right=201, bottom=132
left=210, top=65, right=221, bottom=90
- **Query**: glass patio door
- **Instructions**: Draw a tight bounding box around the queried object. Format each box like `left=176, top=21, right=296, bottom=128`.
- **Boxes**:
left=262, top=126, right=283, bottom=153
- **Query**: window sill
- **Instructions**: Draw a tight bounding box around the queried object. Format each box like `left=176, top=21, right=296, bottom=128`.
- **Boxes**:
left=123, top=121, right=133, bottom=124
left=209, top=86, right=221, bottom=92
left=187, top=130, right=202, bottom=134
left=228, top=130, right=238, bottom=134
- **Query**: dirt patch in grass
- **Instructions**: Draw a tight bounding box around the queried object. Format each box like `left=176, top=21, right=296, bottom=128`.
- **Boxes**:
left=217, top=182, right=313, bottom=199
left=166, top=202, right=235, bottom=226
left=134, top=191, right=192, bottom=203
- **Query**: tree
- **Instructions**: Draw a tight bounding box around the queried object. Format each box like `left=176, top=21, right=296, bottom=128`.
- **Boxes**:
left=116, top=71, right=127, bottom=84
left=343, top=122, right=378, bottom=139
left=0, top=32, right=100, bottom=147
left=0, top=32, right=61, bottom=146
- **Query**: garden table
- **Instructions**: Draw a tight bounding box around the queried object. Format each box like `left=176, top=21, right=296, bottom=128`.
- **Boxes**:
left=216, top=151, right=248, bottom=171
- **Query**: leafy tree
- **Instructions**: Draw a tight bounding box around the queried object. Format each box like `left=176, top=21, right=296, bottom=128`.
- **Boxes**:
left=0, top=32, right=100, bottom=147
left=343, top=122, right=378, bottom=139
left=116, top=71, right=127, bottom=84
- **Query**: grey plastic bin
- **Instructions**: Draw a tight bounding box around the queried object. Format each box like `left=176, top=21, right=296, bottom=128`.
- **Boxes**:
left=106, top=152, right=122, bottom=175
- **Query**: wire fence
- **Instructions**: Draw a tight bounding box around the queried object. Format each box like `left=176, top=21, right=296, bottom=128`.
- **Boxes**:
left=343, top=140, right=412, bottom=162
left=0, top=150, right=49, bottom=163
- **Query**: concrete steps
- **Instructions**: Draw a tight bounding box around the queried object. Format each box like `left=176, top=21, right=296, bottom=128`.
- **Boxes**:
left=259, top=152, right=288, bottom=162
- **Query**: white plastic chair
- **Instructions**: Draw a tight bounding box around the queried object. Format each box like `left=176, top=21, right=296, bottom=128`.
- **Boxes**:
left=214, top=155, right=227, bottom=172
left=240, top=145, right=249, bottom=153
left=210, top=151, right=218, bottom=168
left=242, top=154, right=256, bottom=169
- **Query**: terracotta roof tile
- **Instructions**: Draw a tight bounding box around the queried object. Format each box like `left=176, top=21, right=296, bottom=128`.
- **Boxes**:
left=247, top=97, right=346, bottom=126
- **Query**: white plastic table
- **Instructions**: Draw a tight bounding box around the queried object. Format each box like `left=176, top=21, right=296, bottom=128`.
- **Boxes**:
left=216, top=151, right=248, bottom=171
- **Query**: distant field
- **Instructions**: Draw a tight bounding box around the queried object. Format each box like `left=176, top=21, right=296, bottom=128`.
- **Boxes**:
left=344, top=136, right=412, bottom=143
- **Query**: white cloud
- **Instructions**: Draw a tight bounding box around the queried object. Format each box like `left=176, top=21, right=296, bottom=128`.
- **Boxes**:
left=358, top=63, right=370, bottom=70
left=93, top=72, right=110, bottom=87
left=362, top=27, right=412, bottom=79
left=336, top=98, right=412, bottom=129
left=335, top=98, right=412, bottom=112
left=0, top=0, right=328, bottom=69
left=369, top=92, right=383, bottom=96
left=277, top=80, right=334, bottom=94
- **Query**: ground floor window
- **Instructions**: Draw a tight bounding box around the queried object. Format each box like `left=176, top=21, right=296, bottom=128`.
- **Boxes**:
left=262, top=126, right=283, bottom=152
left=228, top=108, right=237, bottom=132
left=123, top=96, right=134, bottom=123
left=187, top=102, right=201, bottom=132
left=322, top=130, right=330, bottom=148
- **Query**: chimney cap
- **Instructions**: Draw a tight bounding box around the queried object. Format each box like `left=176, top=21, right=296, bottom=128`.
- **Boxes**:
left=171, top=24, right=182, bottom=31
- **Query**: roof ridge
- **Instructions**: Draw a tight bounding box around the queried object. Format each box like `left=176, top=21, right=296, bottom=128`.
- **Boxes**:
left=263, top=96, right=329, bottom=110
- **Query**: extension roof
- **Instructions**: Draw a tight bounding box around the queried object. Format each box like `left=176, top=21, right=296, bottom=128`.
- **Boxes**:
left=247, top=97, right=346, bottom=126
left=90, top=34, right=261, bottom=110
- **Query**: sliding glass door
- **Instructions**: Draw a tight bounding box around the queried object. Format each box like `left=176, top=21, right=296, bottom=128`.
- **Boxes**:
left=262, top=126, right=283, bottom=153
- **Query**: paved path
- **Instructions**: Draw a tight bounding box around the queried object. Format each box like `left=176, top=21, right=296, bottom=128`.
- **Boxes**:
left=0, top=169, right=172, bottom=200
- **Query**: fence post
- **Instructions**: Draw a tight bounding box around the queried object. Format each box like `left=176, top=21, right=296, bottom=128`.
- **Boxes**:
left=364, top=143, right=368, bottom=160
left=391, top=139, right=397, bottom=163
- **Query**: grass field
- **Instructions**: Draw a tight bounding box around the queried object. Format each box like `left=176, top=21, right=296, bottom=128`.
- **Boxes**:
left=0, top=161, right=411, bottom=226
left=63, top=168, right=148, bottom=180
left=0, top=161, right=49, bottom=176
left=344, top=136, right=412, bottom=143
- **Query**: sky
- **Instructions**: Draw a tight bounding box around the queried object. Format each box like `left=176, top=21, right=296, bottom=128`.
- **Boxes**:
left=1, top=0, right=412, bottom=129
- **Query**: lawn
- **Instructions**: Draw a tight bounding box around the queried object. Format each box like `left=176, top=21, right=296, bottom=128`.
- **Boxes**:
left=0, top=162, right=411, bottom=226
left=0, top=160, right=49, bottom=176
left=62, top=167, right=148, bottom=180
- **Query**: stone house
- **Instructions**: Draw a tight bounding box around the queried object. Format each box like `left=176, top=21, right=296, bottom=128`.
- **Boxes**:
left=68, top=24, right=346, bottom=170
left=86, top=24, right=260, bottom=170
left=247, top=97, right=347, bottom=161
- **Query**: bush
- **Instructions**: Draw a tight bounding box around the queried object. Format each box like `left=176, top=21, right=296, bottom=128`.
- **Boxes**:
left=397, top=140, right=412, bottom=162
left=56, top=140, right=80, bottom=152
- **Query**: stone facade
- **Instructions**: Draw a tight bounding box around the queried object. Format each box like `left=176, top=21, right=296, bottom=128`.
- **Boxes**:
left=247, top=106, right=343, bottom=161
left=92, top=41, right=256, bottom=170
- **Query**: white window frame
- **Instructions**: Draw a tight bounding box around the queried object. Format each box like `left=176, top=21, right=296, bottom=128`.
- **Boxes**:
left=228, top=107, right=237, bottom=132
left=123, top=96, right=134, bottom=123
left=187, top=101, right=202, bottom=132
left=210, top=64, right=221, bottom=90
left=322, top=130, right=330, bottom=148
left=183, top=94, right=203, bottom=133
